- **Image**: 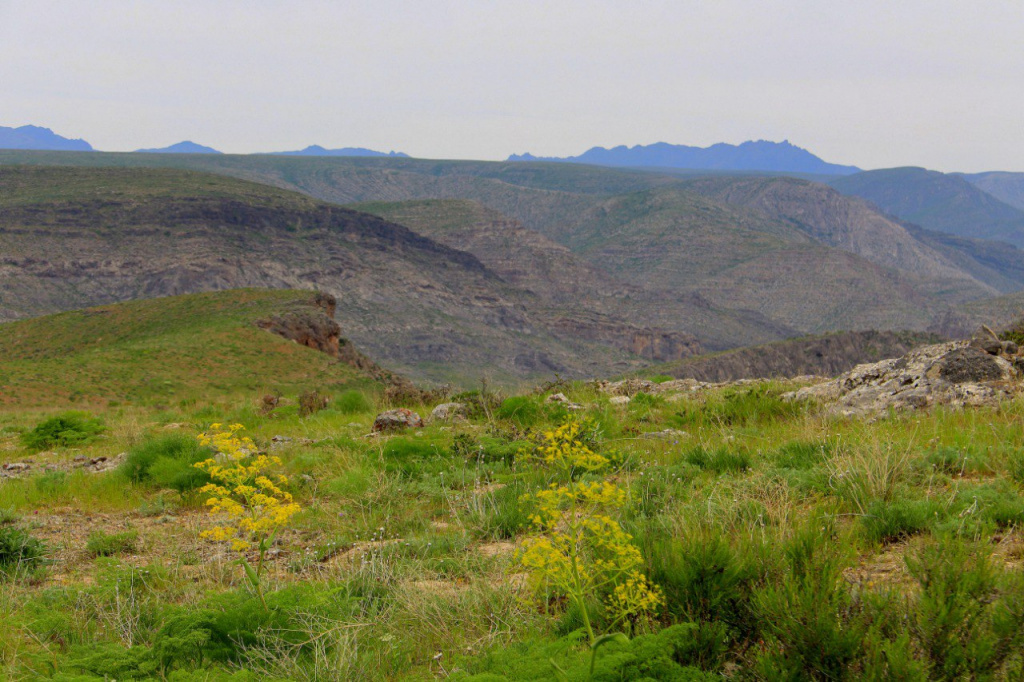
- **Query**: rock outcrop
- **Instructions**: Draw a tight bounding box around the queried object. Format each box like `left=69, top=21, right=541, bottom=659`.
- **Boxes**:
left=783, top=329, right=1021, bottom=417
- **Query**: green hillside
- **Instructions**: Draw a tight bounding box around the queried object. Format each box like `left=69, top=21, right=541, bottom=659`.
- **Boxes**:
left=0, top=289, right=376, bottom=408
left=830, top=167, right=1024, bottom=246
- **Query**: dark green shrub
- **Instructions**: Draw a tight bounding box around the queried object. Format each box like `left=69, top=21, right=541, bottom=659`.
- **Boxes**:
left=643, top=531, right=759, bottom=638
left=923, top=446, right=987, bottom=476
left=333, top=389, right=373, bottom=414
left=120, top=434, right=213, bottom=492
left=86, top=530, right=139, bottom=557
left=752, top=524, right=861, bottom=680
left=0, top=525, right=47, bottom=577
left=21, top=412, right=105, bottom=450
left=862, top=499, right=941, bottom=544
left=683, top=446, right=750, bottom=474
left=906, top=537, right=1024, bottom=679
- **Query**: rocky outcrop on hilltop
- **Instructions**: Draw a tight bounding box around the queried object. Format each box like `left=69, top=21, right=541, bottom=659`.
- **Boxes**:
left=783, top=327, right=1022, bottom=417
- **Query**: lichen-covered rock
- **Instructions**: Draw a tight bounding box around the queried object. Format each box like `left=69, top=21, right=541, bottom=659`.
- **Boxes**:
left=609, top=396, right=631, bottom=406
left=783, top=340, right=1018, bottom=417
left=372, top=408, right=424, bottom=432
left=430, top=402, right=466, bottom=422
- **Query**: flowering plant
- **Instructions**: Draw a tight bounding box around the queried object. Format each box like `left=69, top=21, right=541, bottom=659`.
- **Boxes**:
left=194, top=423, right=300, bottom=606
left=518, top=422, right=663, bottom=641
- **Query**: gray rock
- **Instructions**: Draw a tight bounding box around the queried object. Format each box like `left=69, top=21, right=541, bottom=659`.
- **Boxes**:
left=546, top=393, right=570, bottom=403
left=609, top=396, right=631, bottom=406
left=372, top=409, right=424, bottom=432
left=430, top=402, right=467, bottom=422
left=784, top=339, right=1017, bottom=417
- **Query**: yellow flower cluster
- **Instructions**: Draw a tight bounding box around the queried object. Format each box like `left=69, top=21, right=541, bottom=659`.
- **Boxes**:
left=538, top=422, right=610, bottom=475
left=608, top=571, right=665, bottom=622
left=194, top=423, right=300, bottom=552
left=518, top=423, right=662, bottom=639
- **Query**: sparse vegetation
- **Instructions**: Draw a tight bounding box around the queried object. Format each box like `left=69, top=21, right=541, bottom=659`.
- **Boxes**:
left=2, top=299, right=1024, bottom=678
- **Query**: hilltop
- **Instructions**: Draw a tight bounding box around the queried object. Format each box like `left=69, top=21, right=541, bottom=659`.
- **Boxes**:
left=0, top=289, right=381, bottom=407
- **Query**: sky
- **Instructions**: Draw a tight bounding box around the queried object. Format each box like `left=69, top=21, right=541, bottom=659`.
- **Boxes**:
left=1, top=1, right=1022, bottom=172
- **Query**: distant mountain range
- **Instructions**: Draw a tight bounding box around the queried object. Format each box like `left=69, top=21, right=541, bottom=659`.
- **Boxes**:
left=267, top=145, right=409, bottom=158
left=508, top=140, right=861, bottom=175
left=0, top=125, right=92, bottom=151
left=136, top=141, right=222, bottom=154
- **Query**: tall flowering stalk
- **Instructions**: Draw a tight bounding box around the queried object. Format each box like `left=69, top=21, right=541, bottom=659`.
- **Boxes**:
left=194, top=423, right=300, bottom=607
left=518, top=422, right=663, bottom=646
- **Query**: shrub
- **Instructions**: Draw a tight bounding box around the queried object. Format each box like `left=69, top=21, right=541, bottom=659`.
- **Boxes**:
left=334, top=389, right=373, bottom=414
left=642, top=531, right=759, bottom=639
left=120, top=434, right=213, bottom=492
left=752, top=523, right=861, bottom=680
left=674, top=386, right=801, bottom=428
left=861, top=499, right=941, bottom=544
left=455, top=625, right=718, bottom=681
left=21, top=412, right=105, bottom=450
left=770, top=440, right=833, bottom=470
left=380, top=438, right=446, bottom=477
left=906, top=537, right=1024, bottom=679
left=683, top=446, right=750, bottom=474
left=495, top=396, right=544, bottom=428
left=0, top=525, right=47, bottom=577
left=86, top=530, right=139, bottom=557
left=298, top=390, right=328, bottom=417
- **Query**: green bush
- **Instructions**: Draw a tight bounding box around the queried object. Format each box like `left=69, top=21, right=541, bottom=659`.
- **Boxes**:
left=643, top=531, right=759, bottom=638
left=86, top=530, right=139, bottom=557
left=470, top=482, right=531, bottom=540
left=0, top=525, right=47, bottom=577
left=752, top=524, right=861, bottom=680
left=334, top=389, right=373, bottom=414
left=380, top=438, right=447, bottom=477
left=120, top=434, right=213, bottom=492
left=770, top=440, right=833, bottom=470
left=21, top=412, right=105, bottom=450
left=495, top=396, right=544, bottom=428
left=861, top=499, right=941, bottom=544
left=906, top=537, right=1024, bottom=679
left=683, top=446, right=750, bottom=474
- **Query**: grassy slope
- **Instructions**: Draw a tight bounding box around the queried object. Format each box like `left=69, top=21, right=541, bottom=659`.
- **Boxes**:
left=0, top=289, right=374, bottom=408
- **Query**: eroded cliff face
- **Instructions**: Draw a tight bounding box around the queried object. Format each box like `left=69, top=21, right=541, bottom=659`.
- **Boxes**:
left=658, top=330, right=940, bottom=383
left=255, top=292, right=342, bottom=356
left=254, top=292, right=414, bottom=390
left=549, top=314, right=700, bottom=362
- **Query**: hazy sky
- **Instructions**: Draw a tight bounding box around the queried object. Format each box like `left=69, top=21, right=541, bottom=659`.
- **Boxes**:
left=2, top=1, right=1022, bottom=171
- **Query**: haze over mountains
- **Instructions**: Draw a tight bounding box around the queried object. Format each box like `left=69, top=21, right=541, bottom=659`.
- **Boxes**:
left=5, top=148, right=1024, bottom=384
left=509, top=140, right=861, bottom=175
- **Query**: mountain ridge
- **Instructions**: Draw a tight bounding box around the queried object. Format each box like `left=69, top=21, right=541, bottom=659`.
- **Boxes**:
left=0, top=125, right=92, bottom=151
left=509, top=140, right=860, bottom=175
